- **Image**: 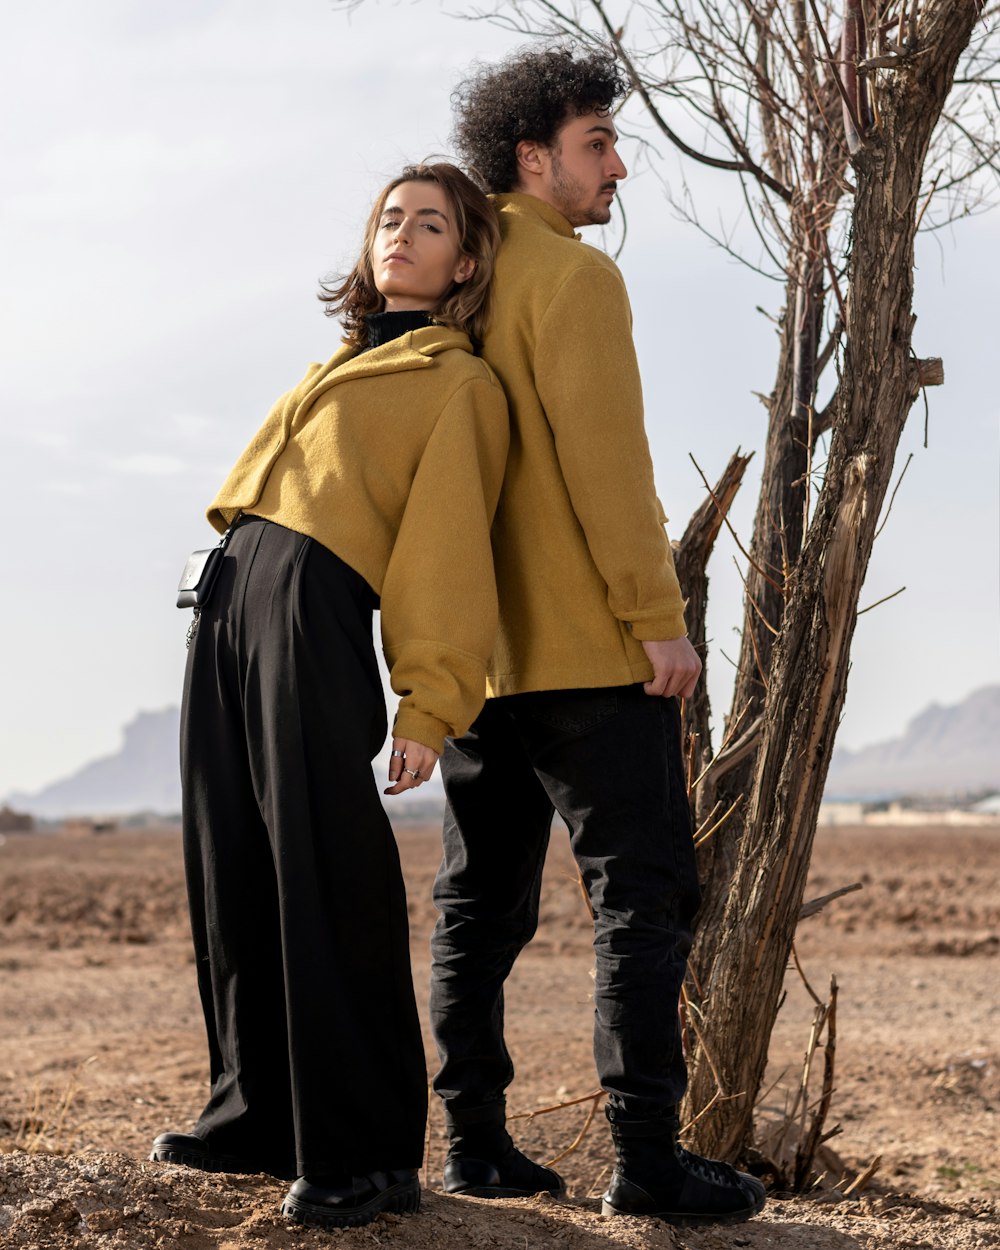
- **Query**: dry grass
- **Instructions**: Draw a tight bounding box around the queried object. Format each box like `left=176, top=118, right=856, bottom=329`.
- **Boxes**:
left=2, top=1056, right=96, bottom=1155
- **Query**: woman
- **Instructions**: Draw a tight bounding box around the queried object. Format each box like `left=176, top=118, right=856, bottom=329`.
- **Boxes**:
left=151, top=164, right=507, bottom=1231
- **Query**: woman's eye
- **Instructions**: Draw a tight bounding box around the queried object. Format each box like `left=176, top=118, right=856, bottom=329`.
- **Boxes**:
left=421, top=224, right=442, bottom=233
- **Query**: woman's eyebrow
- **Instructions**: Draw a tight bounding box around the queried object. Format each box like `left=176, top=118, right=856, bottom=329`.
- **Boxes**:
left=381, top=205, right=449, bottom=223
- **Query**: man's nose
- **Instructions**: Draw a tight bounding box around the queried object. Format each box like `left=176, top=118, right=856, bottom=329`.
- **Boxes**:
left=609, top=149, right=627, bottom=180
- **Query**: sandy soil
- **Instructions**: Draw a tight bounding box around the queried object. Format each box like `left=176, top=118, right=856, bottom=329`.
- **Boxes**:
left=1, top=821, right=998, bottom=1250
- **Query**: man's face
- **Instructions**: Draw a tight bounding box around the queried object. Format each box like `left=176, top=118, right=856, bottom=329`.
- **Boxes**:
left=523, top=109, right=627, bottom=227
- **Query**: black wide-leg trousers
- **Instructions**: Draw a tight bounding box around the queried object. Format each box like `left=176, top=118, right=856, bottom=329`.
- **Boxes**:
left=430, top=685, right=701, bottom=1121
left=180, top=518, right=427, bottom=1176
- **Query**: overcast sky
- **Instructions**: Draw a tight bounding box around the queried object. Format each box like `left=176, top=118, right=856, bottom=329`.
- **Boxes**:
left=2, top=0, right=997, bottom=797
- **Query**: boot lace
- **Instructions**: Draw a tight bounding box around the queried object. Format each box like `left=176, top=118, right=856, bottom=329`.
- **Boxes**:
left=674, top=1142, right=741, bottom=1189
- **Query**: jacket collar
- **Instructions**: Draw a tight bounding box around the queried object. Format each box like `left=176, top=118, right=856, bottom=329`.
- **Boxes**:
left=492, top=193, right=578, bottom=240
left=303, top=323, right=472, bottom=400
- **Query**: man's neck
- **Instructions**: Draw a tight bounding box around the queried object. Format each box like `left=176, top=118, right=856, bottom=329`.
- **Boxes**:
left=509, top=187, right=582, bottom=229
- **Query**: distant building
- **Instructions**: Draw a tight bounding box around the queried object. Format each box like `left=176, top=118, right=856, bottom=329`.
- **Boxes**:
left=0, top=805, right=34, bottom=833
left=63, top=817, right=119, bottom=836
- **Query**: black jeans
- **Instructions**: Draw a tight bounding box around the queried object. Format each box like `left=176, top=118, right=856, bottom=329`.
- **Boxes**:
left=181, top=518, right=427, bottom=1175
left=430, top=684, right=701, bottom=1121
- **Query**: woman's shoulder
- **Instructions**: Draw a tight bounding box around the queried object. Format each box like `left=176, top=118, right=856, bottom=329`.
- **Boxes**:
left=415, top=329, right=504, bottom=393
left=439, top=347, right=502, bottom=386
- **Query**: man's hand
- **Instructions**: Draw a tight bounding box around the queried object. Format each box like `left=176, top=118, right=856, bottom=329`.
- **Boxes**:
left=384, top=737, right=440, bottom=796
left=641, top=636, right=702, bottom=700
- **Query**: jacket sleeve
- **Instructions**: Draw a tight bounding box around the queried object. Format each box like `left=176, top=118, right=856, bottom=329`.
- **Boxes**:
left=380, top=374, right=509, bottom=754
left=533, top=264, right=687, bottom=641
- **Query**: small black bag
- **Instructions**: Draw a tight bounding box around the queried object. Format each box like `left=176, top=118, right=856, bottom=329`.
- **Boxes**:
left=176, top=528, right=232, bottom=609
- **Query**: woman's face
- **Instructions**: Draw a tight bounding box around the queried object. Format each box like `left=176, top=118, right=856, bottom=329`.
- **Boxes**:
left=371, top=181, right=475, bottom=312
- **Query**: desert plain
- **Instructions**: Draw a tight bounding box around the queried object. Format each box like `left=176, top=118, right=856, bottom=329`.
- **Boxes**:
left=1, top=818, right=998, bottom=1250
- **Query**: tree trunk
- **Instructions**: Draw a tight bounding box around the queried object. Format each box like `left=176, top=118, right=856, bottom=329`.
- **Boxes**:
left=688, top=239, right=818, bottom=978
left=691, top=38, right=853, bottom=983
left=682, top=0, right=980, bottom=1159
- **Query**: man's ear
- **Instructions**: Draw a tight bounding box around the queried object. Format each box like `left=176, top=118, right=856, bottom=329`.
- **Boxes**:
left=515, top=138, right=548, bottom=182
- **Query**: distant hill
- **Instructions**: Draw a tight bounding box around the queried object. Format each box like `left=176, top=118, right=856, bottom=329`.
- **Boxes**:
left=7, top=706, right=444, bottom=820
left=7, top=708, right=183, bottom=819
left=825, top=684, right=1000, bottom=799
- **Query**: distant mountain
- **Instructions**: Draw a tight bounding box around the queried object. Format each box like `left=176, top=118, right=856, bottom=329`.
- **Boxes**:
left=825, top=684, right=1000, bottom=799
left=12, top=686, right=996, bottom=818
left=8, top=708, right=182, bottom=819
left=8, top=706, right=443, bottom=820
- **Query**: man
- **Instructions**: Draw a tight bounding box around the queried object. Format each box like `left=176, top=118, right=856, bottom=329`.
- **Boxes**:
left=429, top=45, right=766, bottom=1228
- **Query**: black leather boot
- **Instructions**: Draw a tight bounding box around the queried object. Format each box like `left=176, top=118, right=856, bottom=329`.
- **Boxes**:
left=442, top=1102, right=565, bottom=1199
left=602, top=1107, right=766, bottom=1227
left=281, top=1170, right=420, bottom=1229
left=149, top=1131, right=296, bottom=1180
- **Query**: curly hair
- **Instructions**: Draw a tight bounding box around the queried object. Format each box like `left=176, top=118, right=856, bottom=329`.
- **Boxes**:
left=452, top=44, right=628, bottom=194
left=320, top=163, right=501, bottom=349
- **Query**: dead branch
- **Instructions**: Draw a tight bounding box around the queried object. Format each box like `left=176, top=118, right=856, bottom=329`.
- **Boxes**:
left=798, top=881, right=863, bottom=919
left=842, top=1153, right=882, bottom=1194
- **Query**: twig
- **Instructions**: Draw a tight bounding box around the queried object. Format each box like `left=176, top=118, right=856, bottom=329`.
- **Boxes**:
left=543, top=1090, right=606, bottom=1168
left=791, top=941, right=825, bottom=1008
left=914, top=170, right=943, bottom=232
left=690, top=454, right=784, bottom=593
left=574, top=868, right=594, bottom=920
left=856, top=585, right=906, bottom=615
left=694, top=795, right=744, bottom=848
left=680, top=983, right=733, bottom=1100
left=689, top=700, right=757, bottom=792
left=734, top=557, right=782, bottom=636
left=873, top=451, right=913, bottom=540
left=510, top=1089, right=606, bottom=1120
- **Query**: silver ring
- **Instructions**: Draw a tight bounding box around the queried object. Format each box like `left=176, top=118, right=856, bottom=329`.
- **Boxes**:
left=404, top=768, right=420, bottom=780
left=390, top=749, right=405, bottom=758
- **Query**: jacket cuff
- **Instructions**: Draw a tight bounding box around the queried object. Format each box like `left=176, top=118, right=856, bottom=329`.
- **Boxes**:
left=391, top=707, right=449, bottom=757
left=626, top=603, right=688, bottom=642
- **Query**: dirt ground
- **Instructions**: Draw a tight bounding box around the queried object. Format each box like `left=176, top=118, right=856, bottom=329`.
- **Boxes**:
left=1, top=820, right=998, bottom=1250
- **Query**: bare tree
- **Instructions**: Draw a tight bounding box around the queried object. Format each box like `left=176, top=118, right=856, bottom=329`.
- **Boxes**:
left=338, top=0, right=998, bottom=1167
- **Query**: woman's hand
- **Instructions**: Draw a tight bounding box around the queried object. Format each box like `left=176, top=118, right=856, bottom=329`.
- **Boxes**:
left=384, top=737, right=441, bottom=796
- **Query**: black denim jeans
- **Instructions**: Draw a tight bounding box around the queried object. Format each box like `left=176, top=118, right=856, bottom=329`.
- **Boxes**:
left=430, top=683, right=701, bottom=1120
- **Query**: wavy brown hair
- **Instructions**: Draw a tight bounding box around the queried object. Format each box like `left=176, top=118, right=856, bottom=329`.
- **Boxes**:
left=320, top=163, right=500, bottom=349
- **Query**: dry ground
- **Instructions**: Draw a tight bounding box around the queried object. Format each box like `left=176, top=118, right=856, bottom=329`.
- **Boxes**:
left=1, top=820, right=998, bottom=1250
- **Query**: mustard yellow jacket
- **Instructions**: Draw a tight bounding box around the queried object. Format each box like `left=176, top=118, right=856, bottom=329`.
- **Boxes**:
left=481, top=194, right=687, bottom=697
left=207, top=325, right=509, bottom=754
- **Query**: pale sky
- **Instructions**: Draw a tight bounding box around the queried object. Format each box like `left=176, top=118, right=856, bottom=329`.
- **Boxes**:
left=1, top=0, right=997, bottom=797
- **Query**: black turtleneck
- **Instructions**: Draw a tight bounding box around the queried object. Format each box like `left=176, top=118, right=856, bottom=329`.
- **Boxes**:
left=363, top=310, right=434, bottom=352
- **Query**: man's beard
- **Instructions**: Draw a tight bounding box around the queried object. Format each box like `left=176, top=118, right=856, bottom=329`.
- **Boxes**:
left=550, top=153, right=613, bottom=226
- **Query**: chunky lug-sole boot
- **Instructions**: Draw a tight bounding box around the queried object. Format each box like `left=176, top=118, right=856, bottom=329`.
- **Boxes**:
left=601, top=1108, right=765, bottom=1227
left=281, top=1170, right=420, bottom=1229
